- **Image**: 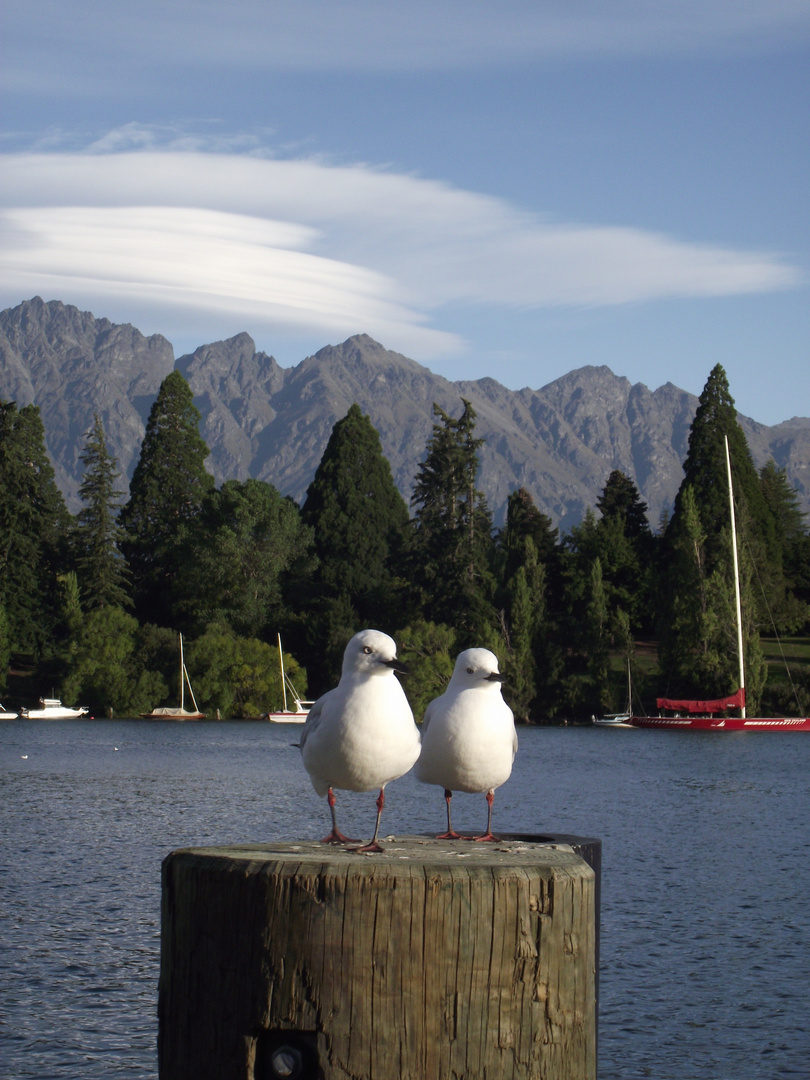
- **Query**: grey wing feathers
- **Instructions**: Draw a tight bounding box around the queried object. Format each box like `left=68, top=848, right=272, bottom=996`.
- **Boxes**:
left=299, top=695, right=326, bottom=752
left=421, top=698, right=435, bottom=734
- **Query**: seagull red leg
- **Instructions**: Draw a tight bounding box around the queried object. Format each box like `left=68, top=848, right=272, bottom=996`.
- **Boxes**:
left=473, top=789, right=500, bottom=842
left=352, top=787, right=386, bottom=853
left=436, top=788, right=464, bottom=839
left=320, top=787, right=359, bottom=844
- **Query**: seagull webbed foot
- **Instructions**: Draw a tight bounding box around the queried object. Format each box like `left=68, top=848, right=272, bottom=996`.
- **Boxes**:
left=350, top=840, right=385, bottom=853
left=320, top=828, right=360, bottom=845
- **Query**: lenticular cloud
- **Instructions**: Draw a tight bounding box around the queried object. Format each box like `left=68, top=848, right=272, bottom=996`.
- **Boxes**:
left=0, top=148, right=799, bottom=359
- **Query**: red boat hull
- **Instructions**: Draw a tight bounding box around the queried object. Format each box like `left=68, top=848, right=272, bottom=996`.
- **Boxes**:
left=629, top=715, right=810, bottom=731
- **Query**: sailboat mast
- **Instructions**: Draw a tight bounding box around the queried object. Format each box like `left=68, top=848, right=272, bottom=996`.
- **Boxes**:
left=278, top=633, right=288, bottom=713
left=724, top=436, right=746, bottom=718
left=179, top=632, right=185, bottom=711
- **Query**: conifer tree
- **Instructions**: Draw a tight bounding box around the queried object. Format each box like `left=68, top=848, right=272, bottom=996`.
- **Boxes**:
left=597, top=470, right=651, bottom=541
left=660, top=367, right=770, bottom=707
left=409, top=399, right=495, bottom=639
left=670, top=364, right=772, bottom=563
left=0, top=400, right=69, bottom=655
left=301, top=404, right=409, bottom=621
left=120, top=372, right=213, bottom=625
left=74, top=414, right=131, bottom=611
left=300, top=405, right=409, bottom=689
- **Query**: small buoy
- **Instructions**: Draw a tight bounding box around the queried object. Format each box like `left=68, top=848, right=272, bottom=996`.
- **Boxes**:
left=21, top=755, right=28, bottom=760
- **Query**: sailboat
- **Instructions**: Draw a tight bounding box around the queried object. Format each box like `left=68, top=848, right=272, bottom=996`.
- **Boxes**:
left=630, top=436, right=810, bottom=731
left=140, top=633, right=205, bottom=720
left=263, top=634, right=312, bottom=724
left=593, top=661, right=636, bottom=728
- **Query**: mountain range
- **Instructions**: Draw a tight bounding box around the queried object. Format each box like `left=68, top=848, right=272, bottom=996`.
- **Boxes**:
left=2, top=296, right=809, bottom=531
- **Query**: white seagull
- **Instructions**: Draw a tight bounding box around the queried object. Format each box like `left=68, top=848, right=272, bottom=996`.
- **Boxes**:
left=415, top=648, right=517, bottom=841
left=300, top=629, right=421, bottom=852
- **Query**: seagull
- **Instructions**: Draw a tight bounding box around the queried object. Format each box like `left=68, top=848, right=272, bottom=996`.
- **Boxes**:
left=415, top=647, right=517, bottom=841
left=300, top=629, right=421, bottom=852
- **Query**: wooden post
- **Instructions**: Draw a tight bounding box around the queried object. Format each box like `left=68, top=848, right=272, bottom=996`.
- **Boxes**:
left=159, top=835, right=598, bottom=1080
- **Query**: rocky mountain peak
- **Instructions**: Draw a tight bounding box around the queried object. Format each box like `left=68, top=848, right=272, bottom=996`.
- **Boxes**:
left=2, top=298, right=809, bottom=529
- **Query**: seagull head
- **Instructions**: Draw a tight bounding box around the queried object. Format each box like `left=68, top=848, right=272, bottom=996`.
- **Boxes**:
left=450, top=648, right=505, bottom=690
left=343, top=629, right=409, bottom=678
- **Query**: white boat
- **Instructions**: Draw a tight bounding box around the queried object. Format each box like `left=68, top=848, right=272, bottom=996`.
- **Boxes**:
left=21, top=698, right=88, bottom=719
left=141, top=633, right=205, bottom=720
left=263, top=635, right=312, bottom=724
left=1, top=702, right=19, bottom=720
left=593, top=661, right=636, bottom=728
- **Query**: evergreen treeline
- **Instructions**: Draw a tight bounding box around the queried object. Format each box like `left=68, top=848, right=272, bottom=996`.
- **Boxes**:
left=2, top=365, right=809, bottom=719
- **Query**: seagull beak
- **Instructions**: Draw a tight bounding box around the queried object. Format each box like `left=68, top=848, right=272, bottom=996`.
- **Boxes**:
left=382, top=657, right=410, bottom=676
left=485, top=671, right=505, bottom=683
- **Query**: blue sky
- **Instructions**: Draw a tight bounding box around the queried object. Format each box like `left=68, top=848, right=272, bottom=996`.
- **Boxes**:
left=1, top=1, right=808, bottom=425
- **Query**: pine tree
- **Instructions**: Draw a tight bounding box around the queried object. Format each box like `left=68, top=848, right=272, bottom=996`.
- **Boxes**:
left=759, top=460, right=809, bottom=631
left=660, top=368, right=771, bottom=708
left=74, top=415, right=131, bottom=611
left=409, top=399, right=495, bottom=639
left=587, top=557, right=611, bottom=711
left=597, top=470, right=651, bottom=541
left=120, top=372, right=213, bottom=625
left=301, top=404, right=409, bottom=621
left=0, top=400, right=69, bottom=655
left=670, top=364, right=773, bottom=565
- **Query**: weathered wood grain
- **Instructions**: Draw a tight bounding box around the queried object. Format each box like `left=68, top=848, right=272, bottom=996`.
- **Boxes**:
left=159, top=836, right=597, bottom=1080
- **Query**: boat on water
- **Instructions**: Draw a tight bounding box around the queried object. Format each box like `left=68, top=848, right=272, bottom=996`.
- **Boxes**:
left=21, top=698, right=89, bottom=719
left=1, top=702, right=19, bottom=720
left=630, top=436, right=810, bottom=732
left=262, top=634, right=312, bottom=724
left=140, top=633, right=205, bottom=720
left=593, top=662, right=637, bottom=728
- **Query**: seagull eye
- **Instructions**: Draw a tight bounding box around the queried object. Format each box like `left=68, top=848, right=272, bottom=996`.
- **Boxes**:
left=466, top=667, right=474, bottom=674
left=363, top=646, right=373, bottom=654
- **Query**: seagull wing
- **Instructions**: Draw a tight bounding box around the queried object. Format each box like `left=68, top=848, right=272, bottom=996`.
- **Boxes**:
left=299, top=692, right=328, bottom=752
left=421, top=697, right=436, bottom=735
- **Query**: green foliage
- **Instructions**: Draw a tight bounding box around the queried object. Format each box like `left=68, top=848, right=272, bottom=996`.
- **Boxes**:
left=298, top=405, right=411, bottom=690
left=586, top=558, right=611, bottom=711
left=61, top=606, right=167, bottom=715
left=0, top=400, right=70, bottom=656
left=759, top=459, right=810, bottom=631
left=397, top=619, right=458, bottom=720
left=409, top=399, right=496, bottom=640
left=74, top=414, right=131, bottom=610
left=174, top=478, right=312, bottom=637
left=660, top=367, right=780, bottom=709
left=0, top=601, right=10, bottom=694
left=597, top=470, right=651, bottom=536
left=302, top=404, right=408, bottom=617
left=670, top=364, right=773, bottom=569
left=186, top=624, right=307, bottom=718
left=120, top=371, right=213, bottom=625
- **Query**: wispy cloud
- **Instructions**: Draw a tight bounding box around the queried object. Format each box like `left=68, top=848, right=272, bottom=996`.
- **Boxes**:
left=4, top=0, right=810, bottom=93
left=0, top=146, right=801, bottom=360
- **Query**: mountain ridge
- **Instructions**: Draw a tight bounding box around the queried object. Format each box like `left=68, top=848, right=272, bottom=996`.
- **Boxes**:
left=2, top=297, right=809, bottom=530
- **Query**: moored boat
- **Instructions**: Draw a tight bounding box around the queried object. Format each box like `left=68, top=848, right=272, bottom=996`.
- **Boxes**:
left=1, top=702, right=19, bottom=720
left=21, top=698, right=88, bottom=719
left=263, top=634, right=312, bottom=724
left=141, top=633, right=205, bottom=720
left=630, top=437, right=810, bottom=732
left=593, top=661, right=637, bottom=728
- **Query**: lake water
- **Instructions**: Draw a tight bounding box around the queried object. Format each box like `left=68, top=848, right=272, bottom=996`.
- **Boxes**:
left=1, top=720, right=808, bottom=1080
